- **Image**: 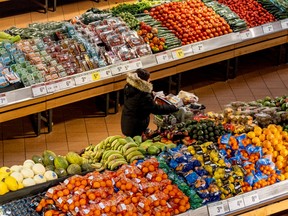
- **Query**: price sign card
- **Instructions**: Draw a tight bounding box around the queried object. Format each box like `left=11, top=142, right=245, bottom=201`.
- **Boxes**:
left=59, top=77, right=75, bottom=90
left=99, top=68, right=112, bottom=80
left=172, top=49, right=185, bottom=60
left=0, top=93, right=8, bottom=106
left=208, top=201, right=225, bottom=216
left=192, top=43, right=205, bottom=54
left=129, top=59, right=143, bottom=70
left=91, top=72, right=101, bottom=81
left=228, top=196, right=245, bottom=212
left=74, top=73, right=91, bottom=86
left=280, top=19, right=288, bottom=29
left=262, top=24, right=274, bottom=34
left=243, top=192, right=260, bottom=207
left=31, top=83, right=47, bottom=97
left=46, top=81, right=60, bottom=93
left=111, top=64, right=125, bottom=75
left=155, top=52, right=170, bottom=64
left=240, top=30, right=253, bottom=40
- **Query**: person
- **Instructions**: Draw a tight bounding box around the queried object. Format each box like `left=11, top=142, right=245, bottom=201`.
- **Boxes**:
left=121, top=68, right=179, bottom=137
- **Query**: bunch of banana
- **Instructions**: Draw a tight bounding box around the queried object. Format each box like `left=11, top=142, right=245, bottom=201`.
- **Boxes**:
left=81, top=145, right=105, bottom=164
left=100, top=150, right=127, bottom=170
left=122, top=142, right=145, bottom=163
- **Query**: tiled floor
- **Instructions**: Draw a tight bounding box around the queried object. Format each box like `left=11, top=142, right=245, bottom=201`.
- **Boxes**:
left=0, top=1, right=287, bottom=167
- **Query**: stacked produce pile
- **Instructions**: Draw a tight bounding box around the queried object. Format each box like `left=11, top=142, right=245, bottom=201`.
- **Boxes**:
left=216, top=0, right=276, bottom=27
left=149, top=0, right=233, bottom=45
left=36, top=158, right=192, bottom=216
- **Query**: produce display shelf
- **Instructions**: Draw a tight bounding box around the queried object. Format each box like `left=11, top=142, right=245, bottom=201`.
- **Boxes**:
left=178, top=180, right=288, bottom=216
left=0, top=20, right=287, bottom=126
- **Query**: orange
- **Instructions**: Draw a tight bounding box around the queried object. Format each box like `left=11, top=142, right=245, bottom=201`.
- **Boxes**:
left=88, top=193, right=96, bottom=201
left=166, top=185, right=173, bottom=191
left=147, top=187, right=154, bottom=194
left=247, top=131, right=255, bottom=139
left=94, top=210, right=101, bottom=216
left=154, top=200, right=160, bottom=206
left=93, top=181, right=101, bottom=188
left=111, top=206, right=117, bottom=213
left=276, top=161, right=284, bottom=169
left=277, top=155, right=284, bottom=162
left=160, top=200, right=167, bottom=206
left=57, top=191, right=64, bottom=197
left=106, top=180, right=113, bottom=187
left=131, top=197, right=138, bottom=203
left=100, top=181, right=106, bottom=187
left=79, top=198, right=86, bottom=206
left=126, top=182, right=133, bottom=190
left=142, top=167, right=149, bottom=173
left=155, top=176, right=162, bottom=182
left=104, top=206, right=110, bottom=213
left=148, top=165, right=155, bottom=172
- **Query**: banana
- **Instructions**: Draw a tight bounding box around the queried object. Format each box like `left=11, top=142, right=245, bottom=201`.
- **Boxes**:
left=126, top=151, right=143, bottom=162
left=95, top=167, right=105, bottom=172
left=91, top=163, right=103, bottom=169
left=104, top=136, right=112, bottom=146
left=107, top=154, right=125, bottom=163
left=124, top=147, right=140, bottom=157
left=114, top=141, right=124, bottom=150
left=110, top=160, right=128, bottom=170
left=99, top=139, right=107, bottom=149
left=118, top=138, right=128, bottom=145
left=129, top=155, right=145, bottom=163
left=108, top=159, right=127, bottom=170
left=108, top=135, right=122, bottom=144
left=103, top=150, right=122, bottom=161
left=111, top=139, right=120, bottom=149
left=117, top=145, right=124, bottom=152
left=85, top=144, right=94, bottom=152
left=122, top=142, right=138, bottom=153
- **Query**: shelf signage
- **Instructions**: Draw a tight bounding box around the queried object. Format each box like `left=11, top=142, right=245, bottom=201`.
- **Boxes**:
left=46, top=81, right=60, bottom=93
left=99, top=68, right=112, bottom=79
left=262, top=24, right=274, bottom=34
left=91, top=72, right=101, bottom=81
left=59, top=77, right=75, bottom=90
left=172, top=49, right=185, bottom=59
left=192, top=43, right=204, bottom=54
left=208, top=201, right=225, bottom=216
left=129, top=59, right=143, bottom=70
left=280, top=19, right=288, bottom=29
left=240, top=30, right=253, bottom=40
left=228, top=196, right=245, bottom=212
left=0, top=93, right=8, bottom=106
left=31, top=83, right=47, bottom=97
left=155, top=52, right=170, bottom=64
left=243, top=192, right=260, bottom=206
left=111, top=63, right=130, bottom=75
left=74, top=73, right=91, bottom=85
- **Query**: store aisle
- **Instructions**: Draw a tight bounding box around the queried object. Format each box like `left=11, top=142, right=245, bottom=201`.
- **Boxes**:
left=0, top=0, right=287, bottom=167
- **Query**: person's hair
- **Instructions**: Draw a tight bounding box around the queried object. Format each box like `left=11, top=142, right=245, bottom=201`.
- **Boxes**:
left=136, top=68, right=150, bottom=81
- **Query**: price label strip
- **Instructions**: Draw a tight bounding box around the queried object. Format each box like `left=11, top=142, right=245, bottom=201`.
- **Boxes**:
left=240, top=30, right=253, bottom=40
left=262, top=24, right=274, bottom=34
left=111, top=64, right=124, bottom=75
left=280, top=19, right=288, bottom=29
left=243, top=192, right=260, bottom=207
left=228, top=196, right=245, bottom=212
left=0, top=93, right=8, bottom=106
left=31, top=83, right=47, bottom=97
left=155, top=52, right=170, bottom=64
left=172, top=49, right=185, bottom=59
left=192, top=43, right=205, bottom=54
left=208, top=202, right=225, bottom=216
left=129, top=59, right=143, bottom=70
left=59, top=78, right=75, bottom=90
left=74, top=73, right=92, bottom=85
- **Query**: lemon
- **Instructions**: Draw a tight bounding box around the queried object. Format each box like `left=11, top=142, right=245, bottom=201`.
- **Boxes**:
left=247, top=131, right=256, bottom=139
left=0, top=182, right=9, bottom=195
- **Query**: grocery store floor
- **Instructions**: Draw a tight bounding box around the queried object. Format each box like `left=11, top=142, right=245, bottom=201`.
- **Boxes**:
left=0, top=0, right=288, bottom=167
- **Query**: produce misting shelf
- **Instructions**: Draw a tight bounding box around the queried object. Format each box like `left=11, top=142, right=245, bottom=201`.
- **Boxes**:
left=0, top=20, right=287, bottom=135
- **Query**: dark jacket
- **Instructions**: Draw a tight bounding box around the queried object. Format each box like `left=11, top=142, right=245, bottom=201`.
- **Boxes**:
left=121, top=72, right=179, bottom=137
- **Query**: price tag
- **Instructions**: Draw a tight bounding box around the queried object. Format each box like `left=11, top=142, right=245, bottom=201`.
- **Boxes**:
left=155, top=52, right=169, bottom=64
left=192, top=43, right=204, bottom=54
left=74, top=73, right=91, bottom=85
left=111, top=64, right=125, bottom=75
left=208, top=202, right=225, bottom=216
left=228, top=197, right=245, bottom=212
left=240, top=30, right=253, bottom=40
left=172, top=49, right=185, bottom=59
left=0, top=94, right=8, bottom=106
left=243, top=192, right=260, bottom=207
left=129, top=59, right=143, bottom=70
left=59, top=78, right=75, bottom=90
left=280, top=19, right=288, bottom=29
left=99, top=68, right=112, bottom=80
left=91, top=72, right=101, bottom=81
left=262, top=24, right=274, bottom=34
left=31, top=84, right=47, bottom=97
left=122, top=64, right=130, bottom=72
